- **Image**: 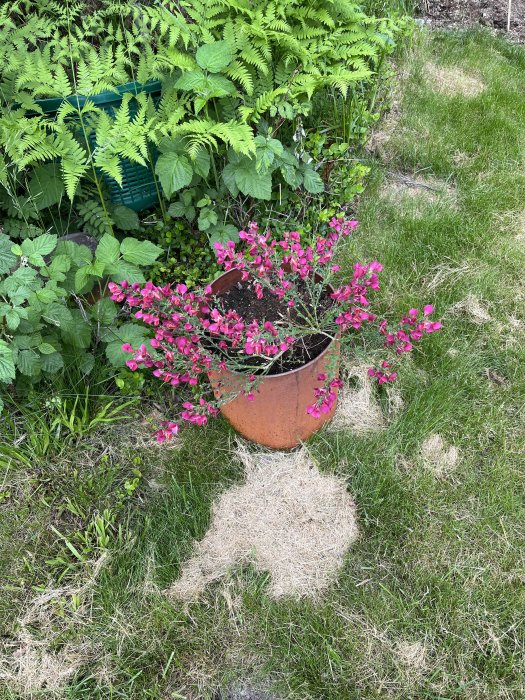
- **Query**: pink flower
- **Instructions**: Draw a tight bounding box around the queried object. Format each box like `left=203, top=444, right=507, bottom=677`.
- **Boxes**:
left=111, top=219, right=441, bottom=442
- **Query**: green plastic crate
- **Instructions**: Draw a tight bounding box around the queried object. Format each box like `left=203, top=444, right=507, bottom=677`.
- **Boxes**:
left=35, top=80, right=162, bottom=212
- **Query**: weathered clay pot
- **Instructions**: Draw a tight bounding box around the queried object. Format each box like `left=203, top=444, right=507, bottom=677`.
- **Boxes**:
left=208, top=269, right=340, bottom=449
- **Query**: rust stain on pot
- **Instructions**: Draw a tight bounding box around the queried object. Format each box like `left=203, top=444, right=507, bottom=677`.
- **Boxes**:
left=208, top=269, right=341, bottom=450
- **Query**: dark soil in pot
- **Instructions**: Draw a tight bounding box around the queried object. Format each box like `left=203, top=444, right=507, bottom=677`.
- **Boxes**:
left=216, top=278, right=334, bottom=374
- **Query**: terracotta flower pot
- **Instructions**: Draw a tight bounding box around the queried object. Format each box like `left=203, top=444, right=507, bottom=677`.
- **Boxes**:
left=207, top=269, right=341, bottom=449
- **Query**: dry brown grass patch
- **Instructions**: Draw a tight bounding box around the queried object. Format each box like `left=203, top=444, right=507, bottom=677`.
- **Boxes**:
left=421, top=434, right=460, bottom=478
left=450, top=294, right=492, bottom=324
left=330, top=364, right=386, bottom=434
left=166, top=444, right=358, bottom=600
left=424, top=62, right=485, bottom=98
left=396, top=639, right=428, bottom=672
left=0, top=557, right=106, bottom=696
left=381, top=173, right=457, bottom=216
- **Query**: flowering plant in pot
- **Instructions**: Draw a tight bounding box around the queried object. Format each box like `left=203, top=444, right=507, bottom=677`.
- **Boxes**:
left=109, top=218, right=441, bottom=447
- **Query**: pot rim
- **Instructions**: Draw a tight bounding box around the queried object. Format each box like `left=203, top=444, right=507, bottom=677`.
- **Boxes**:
left=209, top=267, right=339, bottom=380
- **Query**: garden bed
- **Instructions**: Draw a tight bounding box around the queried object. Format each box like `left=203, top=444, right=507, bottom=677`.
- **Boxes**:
left=422, top=0, right=525, bottom=40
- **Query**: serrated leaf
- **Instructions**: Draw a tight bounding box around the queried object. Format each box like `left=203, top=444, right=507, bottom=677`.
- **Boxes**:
left=196, top=41, right=233, bottom=73
left=111, top=206, right=140, bottom=232
left=38, top=342, right=57, bottom=355
left=42, top=303, right=73, bottom=329
left=17, top=349, right=41, bottom=377
left=0, top=341, right=16, bottom=383
left=1, top=267, right=39, bottom=295
left=222, top=163, right=239, bottom=197
left=0, top=235, right=18, bottom=274
left=155, top=153, right=194, bottom=197
left=302, top=166, right=324, bottom=194
left=28, top=253, right=46, bottom=267
left=35, top=286, right=59, bottom=303
left=75, top=259, right=105, bottom=292
left=5, top=309, right=21, bottom=331
left=41, top=351, right=64, bottom=374
left=106, top=260, right=145, bottom=285
left=280, top=163, right=302, bottom=189
left=21, top=233, right=57, bottom=258
left=198, top=208, right=218, bottom=232
left=79, top=353, right=95, bottom=375
left=104, top=322, right=149, bottom=367
left=174, top=70, right=207, bottom=91
left=96, top=234, right=120, bottom=266
left=55, top=241, right=93, bottom=266
left=234, top=160, right=272, bottom=200
left=193, top=148, right=211, bottom=179
left=167, top=201, right=187, bottom=218
left=45, top=254, right=71, bottom=282
left=120, top=239, right=162, bottom=266
left=90, top=297, right=117, bottom=326
left=28, top=164, right=65, bottom=211
left=209, top=224, right=240, bottom=250
left=60, top=310, right=91, bottom=349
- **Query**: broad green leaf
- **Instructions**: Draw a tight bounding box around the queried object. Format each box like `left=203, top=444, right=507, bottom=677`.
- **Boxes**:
left=255, top=136, right=284, bottom=173
left=222, top=163, right=239, bottom=197
left=0, top=341, right=16, bottom=383
left=55, top=241, right=93, bottom=266
left=45, top=254, right=71, bottom=282
left=96, top=234, right=120, bottom=266
left=21, top=233, right=58, bottom=259
left=75, top=266, right=92, bottom=294
left=196, top=41, right=233, bottom=73
left=12, top=335, right=39, bottom=350
left=41, top=351, right=64, bottom=374
left=90, top=298, right=118, bottom=326
left=193, top=148, right=211, bottom=179
left=234, top=160, right=272, bottom=200
left=75, top=260, right=105, bottom=292
left=5, top=309, right=21, bottom=331
left=60, top=310, right=91, bottom=349
left=120, top=239, right=163, bottom=266
left=168, top=201, right=195, bottom=222
left=280, top=163, right=302, bottom=189
left=38, top=342, right=56, bottom=355
left=35, top=285, right=59, bottom=303
left=174, top=70, right=207, bottom=91
left=28, top=164, right=65, bottom=210
left=198, top=208, right=218, bottom=232
left=0, top=235, right=18, bottom=274
left=111, top=205, right=140, bottom=232
left=17, top=349, right=41, bottom=377
left=203, top=74, right=236, bottom=96
left=155, top=153, right=193, bottom=197
left=28, top=252, right=47, bottom=268
left=209, top=224, right=240, bottom=250
left=79, top=352, right=95, bottom=375
left=1, top=267, right=39, bottom=295
left=106, top=260, right=145, bottom=285
left=302, top=166, right=324, bottom=194
left=104, top=322, right=149, bottom=367
left=42, top=303, right=73, bottom=329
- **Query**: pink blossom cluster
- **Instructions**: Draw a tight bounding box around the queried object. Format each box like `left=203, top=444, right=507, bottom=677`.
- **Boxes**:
left=109, top=218, right=442, bottom=440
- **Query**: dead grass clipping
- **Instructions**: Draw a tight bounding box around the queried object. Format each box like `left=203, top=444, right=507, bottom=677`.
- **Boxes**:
left=167, top=444, right=358, bottom=600
left=424, top=62, right=485, bottom=98
left=421, top=433, right=459, bottom=478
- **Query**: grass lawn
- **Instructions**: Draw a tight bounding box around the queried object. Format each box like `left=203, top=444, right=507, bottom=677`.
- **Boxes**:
left=1, top=28, right=524, bottom=700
